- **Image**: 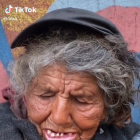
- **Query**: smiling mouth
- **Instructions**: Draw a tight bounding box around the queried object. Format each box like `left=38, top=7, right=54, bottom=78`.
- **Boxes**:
left=43, top=129, right=77, bottom=140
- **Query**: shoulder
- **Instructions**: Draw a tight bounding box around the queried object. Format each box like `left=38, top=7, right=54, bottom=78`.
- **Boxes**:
left=0, top=102, right=24, bottom=140
left=0, top=102, right=42, bottom=140
left=0, top=102, right=15, bottom=123
left=0, top=102, right=16, bottom=121
left=132, top=132, right=140, bottom=140
left=122, top=122, right=140, bottom=140
left=93, top=123, right=140, bottom=140
left=111, top=122, right=140, bottom=140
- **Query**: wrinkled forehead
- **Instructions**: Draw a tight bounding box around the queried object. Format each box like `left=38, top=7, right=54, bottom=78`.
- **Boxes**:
left=33, top=64, right=97, bottom=82
left=27, top=64, right=101, bottom=98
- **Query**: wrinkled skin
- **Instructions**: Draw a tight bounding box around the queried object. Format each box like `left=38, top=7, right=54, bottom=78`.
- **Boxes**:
left=24, top=64, right=106, bottom=140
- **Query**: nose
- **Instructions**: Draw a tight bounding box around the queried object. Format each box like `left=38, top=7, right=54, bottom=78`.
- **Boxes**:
left=49, top=97, right=72, bottom=126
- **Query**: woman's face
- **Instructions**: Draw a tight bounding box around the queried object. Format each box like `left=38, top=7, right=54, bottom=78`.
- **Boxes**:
left=25, top=64, right=106, bottom=140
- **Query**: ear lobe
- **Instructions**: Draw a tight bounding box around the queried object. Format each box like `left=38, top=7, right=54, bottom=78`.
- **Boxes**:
left=101, top=113, right=106, bottom=120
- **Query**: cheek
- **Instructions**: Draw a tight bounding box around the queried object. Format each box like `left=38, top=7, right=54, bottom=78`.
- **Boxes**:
left=25, top=95, right=51, bottom=124
left=72, top=106, right=105, bottom=140
left=73, top=104, right=105, bottom=130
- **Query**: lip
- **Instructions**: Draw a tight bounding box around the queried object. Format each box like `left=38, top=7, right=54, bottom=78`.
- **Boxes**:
left=43, top=129, right=78, bottom=140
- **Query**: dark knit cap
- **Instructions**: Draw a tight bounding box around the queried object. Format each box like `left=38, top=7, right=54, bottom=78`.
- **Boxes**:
left=11, top=7, right=122, bottom=48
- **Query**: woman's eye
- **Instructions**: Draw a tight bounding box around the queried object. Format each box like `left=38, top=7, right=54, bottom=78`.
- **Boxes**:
left=40, top=93, right=54, bottom=99
left=75, top=98, right=88, bottom=104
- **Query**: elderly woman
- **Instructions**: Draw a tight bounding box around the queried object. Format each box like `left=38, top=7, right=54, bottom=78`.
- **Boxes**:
left=0, top=8, right=140, bottom=140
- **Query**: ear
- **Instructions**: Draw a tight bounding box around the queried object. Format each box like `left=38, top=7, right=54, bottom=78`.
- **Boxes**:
left=101, top=108, right=108, bottom=123
left=22, top=96, right=27, bottom=107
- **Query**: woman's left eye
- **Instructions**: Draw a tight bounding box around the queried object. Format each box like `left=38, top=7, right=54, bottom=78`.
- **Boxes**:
left=40, top=93, right=54, bottom=99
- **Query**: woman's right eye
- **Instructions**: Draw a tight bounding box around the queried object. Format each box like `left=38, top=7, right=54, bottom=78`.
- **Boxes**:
left=74, top=98, right=89, bottom=105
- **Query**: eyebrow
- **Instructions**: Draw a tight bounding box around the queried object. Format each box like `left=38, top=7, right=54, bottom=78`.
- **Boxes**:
left=70, top=94, right=94, bottom=98
left=70, top=89, right=95, bottom=96
left=30, top=83, right=58, bottom=95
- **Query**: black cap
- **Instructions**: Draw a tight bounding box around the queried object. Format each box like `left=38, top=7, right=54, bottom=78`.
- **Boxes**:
left=11, top=7, right=122, bottom=48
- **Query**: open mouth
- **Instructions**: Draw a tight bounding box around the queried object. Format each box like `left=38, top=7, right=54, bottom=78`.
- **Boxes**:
left=43, top=129, right=77, bottom=140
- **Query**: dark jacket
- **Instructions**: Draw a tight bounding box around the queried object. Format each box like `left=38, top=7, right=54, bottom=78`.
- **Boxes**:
left=0, top=102, right=140, bottom=140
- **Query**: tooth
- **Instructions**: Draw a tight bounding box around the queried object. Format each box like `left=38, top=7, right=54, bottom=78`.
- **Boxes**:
left=47, top=130, right=51, bottom=135
left=56, top=133, right=60, bottom=137
left=60, top=133, right=64, bottom=137
left=51, top=133, right=55, bottom=137
left=69, top=133, right=72, bottom=136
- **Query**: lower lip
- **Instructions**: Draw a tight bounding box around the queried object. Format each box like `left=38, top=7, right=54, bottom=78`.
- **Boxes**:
left=43, top=131, right=77, bottom=140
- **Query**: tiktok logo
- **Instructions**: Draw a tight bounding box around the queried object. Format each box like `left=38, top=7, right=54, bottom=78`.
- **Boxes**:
left=5, top=5, right=13, bottom=14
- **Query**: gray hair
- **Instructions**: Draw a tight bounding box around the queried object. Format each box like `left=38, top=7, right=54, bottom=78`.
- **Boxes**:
left=9, top=28, right=140, bottom=124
